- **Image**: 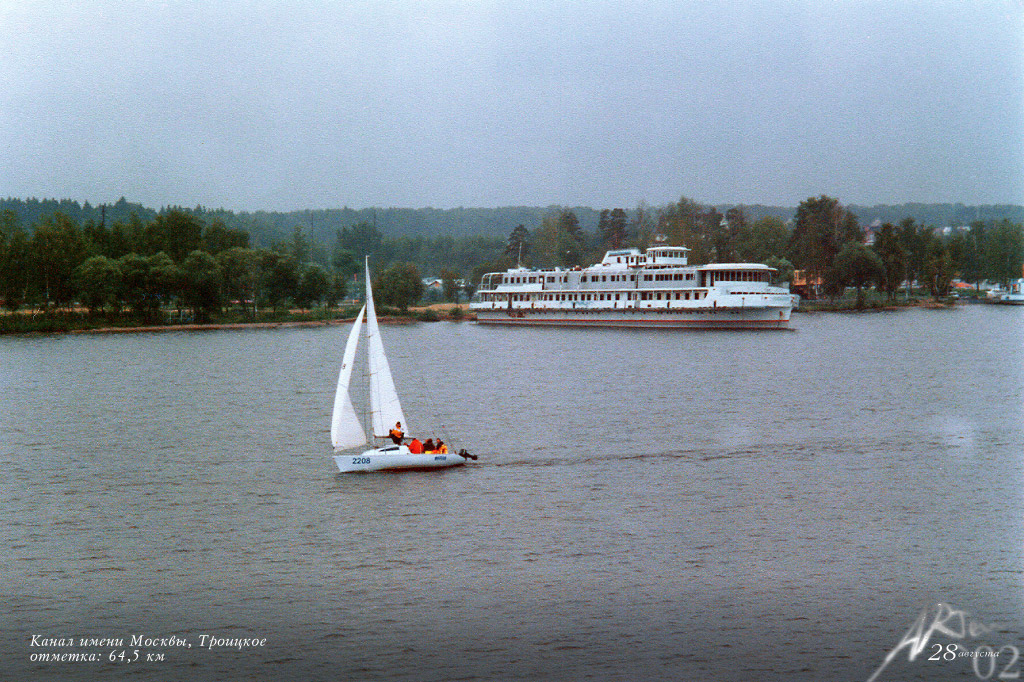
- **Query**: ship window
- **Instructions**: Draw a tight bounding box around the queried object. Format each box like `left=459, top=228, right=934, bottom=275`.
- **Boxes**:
left=602, top=276, right=607, bottom=282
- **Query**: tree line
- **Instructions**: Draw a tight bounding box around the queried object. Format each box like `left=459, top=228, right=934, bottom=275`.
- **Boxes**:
left=485, top=195, right=1024, bottom=307
left=0, top=208, right=503, bottom=324
left=2, top=196, right=1022, bottom=325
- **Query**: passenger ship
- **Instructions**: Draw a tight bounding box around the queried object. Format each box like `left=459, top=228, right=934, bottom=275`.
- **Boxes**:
left=470, top=246, right=797, bottom=329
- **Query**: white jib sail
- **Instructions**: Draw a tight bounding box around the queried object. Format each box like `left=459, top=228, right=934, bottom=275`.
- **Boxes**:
left=365, top=259, right=408, bottom=439
left=331, top=305, right=367, bottom=450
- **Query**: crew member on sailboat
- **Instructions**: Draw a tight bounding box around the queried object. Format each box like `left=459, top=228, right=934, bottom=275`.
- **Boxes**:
left=389, top=422, right=404, bottom=444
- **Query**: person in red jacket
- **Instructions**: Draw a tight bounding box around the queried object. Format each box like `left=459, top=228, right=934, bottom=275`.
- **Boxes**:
left=408, top=438, right=423, bottom=454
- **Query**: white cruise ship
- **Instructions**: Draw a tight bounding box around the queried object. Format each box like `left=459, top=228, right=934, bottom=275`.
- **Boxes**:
left=470, top=246, right=797, bottom=329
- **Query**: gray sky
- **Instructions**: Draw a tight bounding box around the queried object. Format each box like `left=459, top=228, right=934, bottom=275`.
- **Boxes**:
left=2, top=1, right=1022, bottom=211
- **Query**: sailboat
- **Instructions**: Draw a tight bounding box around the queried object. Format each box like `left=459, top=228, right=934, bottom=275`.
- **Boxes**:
left=331, top=258, right=474, bottom=473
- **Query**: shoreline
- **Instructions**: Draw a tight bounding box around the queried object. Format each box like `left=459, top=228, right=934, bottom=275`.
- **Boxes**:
left=4, top=310, right=470, bottom=336
left=2, top=299, right=970, bottom=336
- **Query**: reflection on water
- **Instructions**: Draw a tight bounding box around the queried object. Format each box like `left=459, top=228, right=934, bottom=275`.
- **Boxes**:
left=1, top=306, right=1022, bottom=681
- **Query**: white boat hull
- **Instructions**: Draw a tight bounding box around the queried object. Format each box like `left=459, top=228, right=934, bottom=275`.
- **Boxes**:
left=333, top=444, right=467, bottom=473
left=473, top=305, right=792, bottom=329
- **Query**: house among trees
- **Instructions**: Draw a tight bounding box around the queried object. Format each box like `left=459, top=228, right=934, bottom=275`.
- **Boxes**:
left=791, top=270, right=823, bottom=299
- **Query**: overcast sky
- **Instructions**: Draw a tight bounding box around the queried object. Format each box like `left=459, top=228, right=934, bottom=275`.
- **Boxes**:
left=2, top=1, right=1022, bottom=211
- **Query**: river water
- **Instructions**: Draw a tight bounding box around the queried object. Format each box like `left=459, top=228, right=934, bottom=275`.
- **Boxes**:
left=2, top=305, right=1022, bottom=682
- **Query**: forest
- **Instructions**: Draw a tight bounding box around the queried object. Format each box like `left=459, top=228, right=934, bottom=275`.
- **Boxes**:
left=0, top=196, right=1022, bottom=331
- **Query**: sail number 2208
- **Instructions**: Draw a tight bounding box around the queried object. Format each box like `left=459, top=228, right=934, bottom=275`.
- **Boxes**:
left=351, top=457, right=371, bottom=465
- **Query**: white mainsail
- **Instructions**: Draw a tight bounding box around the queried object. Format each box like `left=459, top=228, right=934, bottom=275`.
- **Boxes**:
left=330, top=305, right=366, bottom=450
left=364, top=258, right=408, bottom=438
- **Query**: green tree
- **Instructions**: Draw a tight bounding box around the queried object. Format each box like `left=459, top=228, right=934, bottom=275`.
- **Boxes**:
left=295, top=264, right=330, bottom=310
left=1, top=227, right=30, bottom=310
left=789, top=196, right=862, bottom=299
left=31, top=213, right=87, bottom=309
left=217, top=247, right=260, bottom=317
left=262, top=252, right=299, bottom=312
left=558, top=209, right=585, bottom=266
left=699, top=207, right=728, bottom=262
left=107, top=220, right=135, bottom=259
left=326, top=271, right=348, bottom=308
left=897, top=218, right=929, bottom=289
left=871, top=223, right=906, bottom=301
left=923, top=237, right=954, bottom=299
left=331, top=247, right=359, bottom=279
left=335, top=222, right=383, bottom=263
left=180, top=250, right=222, bottom=322
left=117, top=252, right=182, bottom=321
left=721, top=207, right=748, bottom=261
left=149, top=210, right=203, bottom=262
left=0, top=208, right=18, bottom=239
left=148, top=252, right=183, bottom=310
left=663, top=197, right=704, bottom=257
left=736, top=216, right=790, bottom=264
left=984, top=219, right=1024, bottom=287
left=74, top=255, right=121, bottom=315
left=117, top=253, right=152, bottom=319
left=764, top=256, right=795, bottom=285
left=834, top=241, right=884, bottom=308
left=504, top=224, right=530, bottom=265
left=374, top=262, right=424, bottom=311
left=203, top=219, right=249, bottom=254
left=82, top=218, right=110, bottom=257
left=532, top=214, right=580, bottom=268
left=290, top=225, right=311, bottom=264
left=599, top=208, right=628, bottom=250
left=439, top=268, right=460, bottom=303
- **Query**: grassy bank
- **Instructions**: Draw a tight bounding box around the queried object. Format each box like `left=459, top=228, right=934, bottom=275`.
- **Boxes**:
left=0, top=304, right=475, bottom=335
left=796, top=289, right=960, bottom=312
